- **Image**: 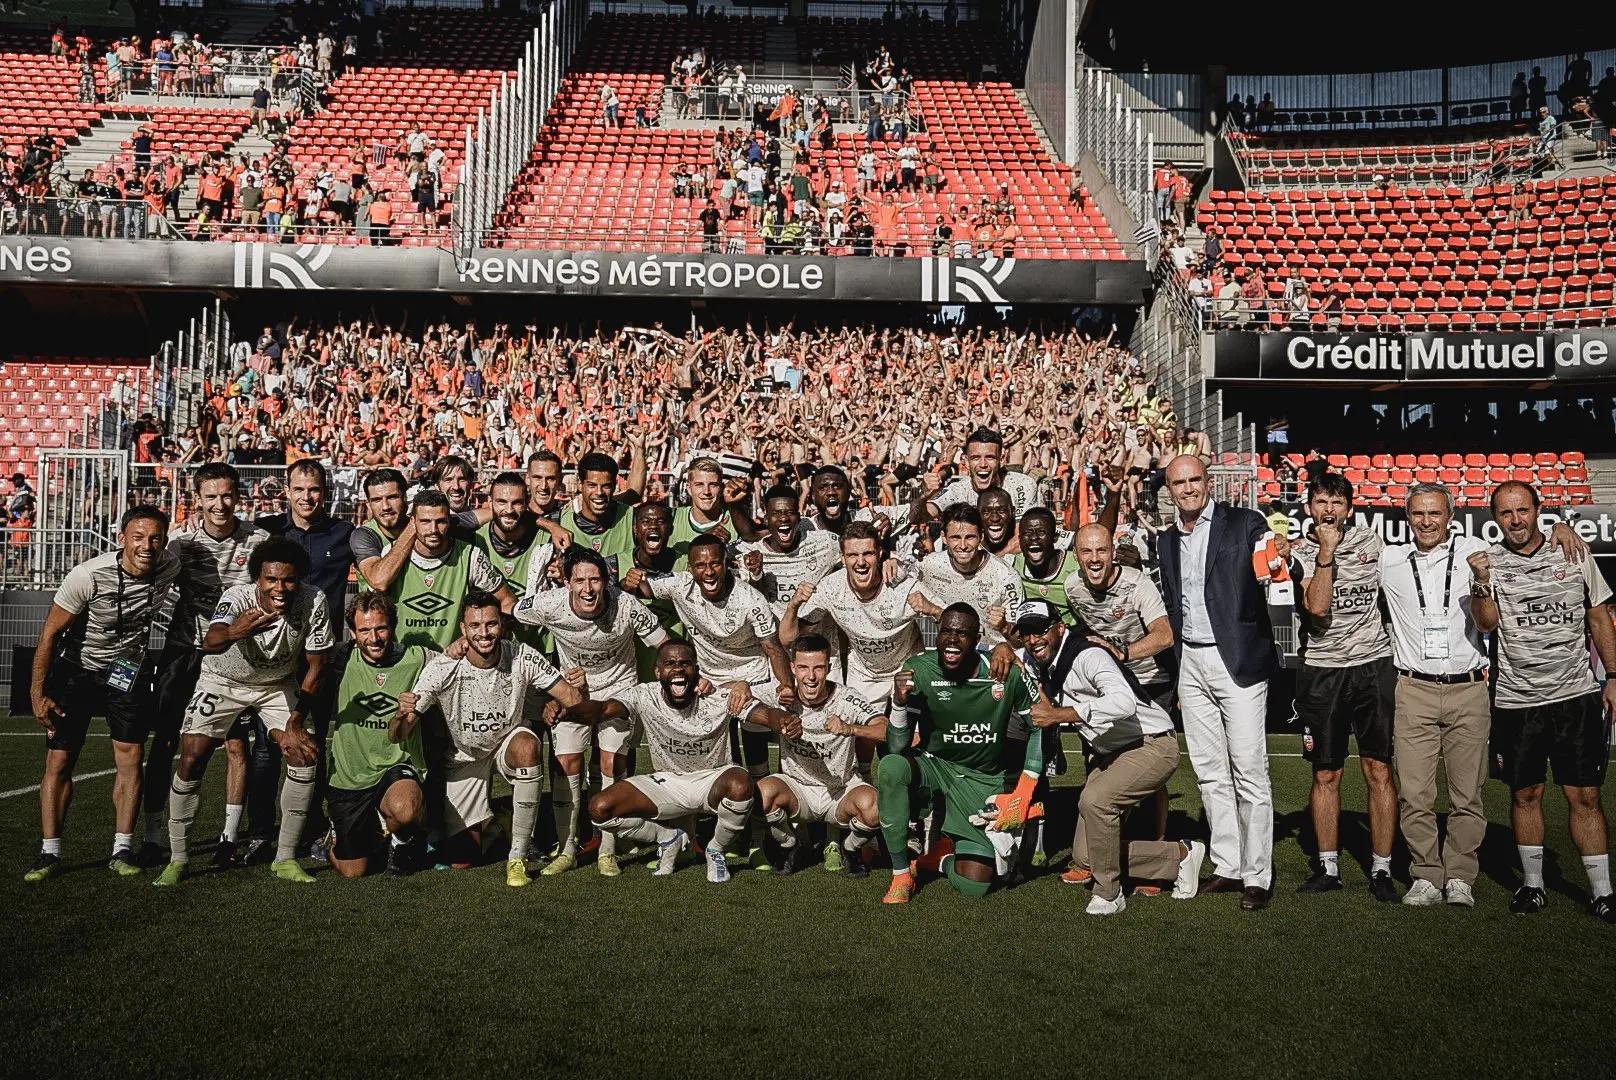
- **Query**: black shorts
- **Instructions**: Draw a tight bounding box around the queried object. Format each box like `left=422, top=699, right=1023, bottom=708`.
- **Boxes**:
left=44, top=661, right=148, bottom=750
left=1491, top=691, right=1610, bottom=791
left=154, top=645, right=204, bottom=738
left=1295, top=656, right=1395, bottom=769
left=328, top=762, right=422, bottom=861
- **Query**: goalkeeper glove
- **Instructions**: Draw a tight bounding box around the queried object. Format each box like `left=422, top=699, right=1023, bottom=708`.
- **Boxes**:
left=989, top=772, right=1040, bottom=832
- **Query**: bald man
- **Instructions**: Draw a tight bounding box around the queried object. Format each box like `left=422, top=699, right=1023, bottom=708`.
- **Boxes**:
left=1065, top=523, right=1175, bottom=705
left=1155, top=455, right=1280, bottom=911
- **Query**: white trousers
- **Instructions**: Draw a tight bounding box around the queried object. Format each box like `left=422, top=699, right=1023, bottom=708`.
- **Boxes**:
left=1178, top=644, right=1273, bottom=889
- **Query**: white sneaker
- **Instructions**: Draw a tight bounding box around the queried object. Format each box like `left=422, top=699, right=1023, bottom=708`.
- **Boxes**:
left=1085, top=891, right=1127, bottom=916
left=1171, top=841, right=1207, bottom=900
left=653, top=828, right=687, bottom=877
left=1445, top=880, right=1475, bottom=907
left=705, top=847, right=730, bottom=884
left=1402, top=878, right=1444, bottom=906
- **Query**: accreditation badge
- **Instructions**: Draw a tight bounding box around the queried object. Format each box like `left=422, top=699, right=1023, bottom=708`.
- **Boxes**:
left=1422, top=617, right=1450, bottom=660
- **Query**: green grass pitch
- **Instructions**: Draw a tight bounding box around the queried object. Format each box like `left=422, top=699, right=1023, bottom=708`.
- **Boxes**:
left=3, top=715, right=1614, bottom=1079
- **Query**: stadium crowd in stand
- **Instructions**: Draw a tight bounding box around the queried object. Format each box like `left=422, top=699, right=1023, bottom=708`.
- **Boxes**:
left=129, top=319, right=1201, bottom=518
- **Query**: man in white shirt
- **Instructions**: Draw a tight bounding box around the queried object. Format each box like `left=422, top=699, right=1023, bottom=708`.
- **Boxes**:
left=1377, top=483, right=1492, bottom=907
left=1016, top=601, right=1205, bottom=916
left=1157, top=455, right=1279, bottom=910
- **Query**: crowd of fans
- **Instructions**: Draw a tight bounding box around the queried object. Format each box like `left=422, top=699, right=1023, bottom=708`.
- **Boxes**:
left=120, top=318, right=1204, bottom=526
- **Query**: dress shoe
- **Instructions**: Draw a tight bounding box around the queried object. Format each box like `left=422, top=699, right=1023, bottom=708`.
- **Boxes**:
left=1200, top=875, right=1242, bottom=894
left=1240, top=885, right=1271, bottom=911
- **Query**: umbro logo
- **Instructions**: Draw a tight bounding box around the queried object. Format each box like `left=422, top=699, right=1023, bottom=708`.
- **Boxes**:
left=403, top=592, right=455, bottom=616
left=352, top=691, right=396, bottom=718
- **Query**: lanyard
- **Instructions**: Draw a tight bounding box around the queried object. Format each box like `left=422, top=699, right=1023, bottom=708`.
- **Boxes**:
left=1408, top=539, right=1456, bottom=617
left=113, top=560, right=127, bottom=637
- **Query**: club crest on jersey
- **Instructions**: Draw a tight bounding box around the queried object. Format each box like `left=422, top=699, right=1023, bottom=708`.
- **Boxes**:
left=1358, top=551, right=1372, bottom=563
left=503, top=561, right=516, bottom=576
left=376, top=672, right=387, bottom=687
left=1111, top=606, right=1125, bottom=619
left=1554, top=567, right=1567, bottom=581
left=234, top=555, right=248, bottom=566
left=991, top=682, right=1005, bottom=700
left=422, top=574, right=435, bottom=588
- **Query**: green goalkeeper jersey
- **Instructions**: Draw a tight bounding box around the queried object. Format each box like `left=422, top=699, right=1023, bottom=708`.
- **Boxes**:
left=327, top=643, right=433, bottom=791
left=891, top=651, right=1041, bottom=778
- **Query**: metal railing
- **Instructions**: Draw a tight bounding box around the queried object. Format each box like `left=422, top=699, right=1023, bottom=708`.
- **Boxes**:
left=145, top=301, right=231, bottom=437
left=1132, top=255, right=1255, bottom=462
left=1226, top=48, right=1616, bottom=133
left=457, top=0, right=588, bottom=257
left=1195, top=294, right=1616, bottom=334
left=0, top=197, right=153, bottom=239
left=1225, top=131, right=1538, bottom=190
left=484, top=219, right=1113, bottom=259
left=659, top=79, right=865, bottom=124
left=1074, top=64, right=1155, bottom=256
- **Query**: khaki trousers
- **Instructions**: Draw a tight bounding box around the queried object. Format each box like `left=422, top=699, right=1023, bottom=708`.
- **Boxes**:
left=1392, top=676, right=1490, bottom=887
left=1073, top=735, right=1184, bottom=900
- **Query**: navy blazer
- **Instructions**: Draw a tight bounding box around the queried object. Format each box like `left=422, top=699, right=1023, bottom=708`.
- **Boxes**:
left=1157, top=501, right=1279, bottom=688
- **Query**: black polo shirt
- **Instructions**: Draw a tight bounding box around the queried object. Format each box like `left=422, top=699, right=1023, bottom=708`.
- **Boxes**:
left=256, top=512, right=355, bottom=628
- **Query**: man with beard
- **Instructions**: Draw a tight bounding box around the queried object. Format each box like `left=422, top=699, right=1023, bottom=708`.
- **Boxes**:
left=154, top=538, right=332, bottom=887
left=471, top=471, right=558, bottom=617
left=1062, top=520, right=1176, bottom=882
left=513, top=548, right=667, bottom=877
left=1472, top=481, right=1616, bottom=921
left=747, top=635, right=886, bottom=876
left=925, top=427, right=1041, bottom=521
left=633, top=533, right=793, bottom=866
left=803, top=464, right=916, bottom=543
left=389, top=492, right=513, bottom=651
left=569, top=640, right=798, bottom=883
left=912, top=504, right=1023, bottom=647
left=396, top=593, right=581, bottom=887
left=324, top=593, right=432, bottom=878
left=878, top=604, right=1042, bottom=903
left=1287, top=472, right=1399, bottom=901
left=431, top=455, right=477, bottom=517
left=1016, top=600, right=1205, bottom=916
left=353, top=468, right=417, bottom=594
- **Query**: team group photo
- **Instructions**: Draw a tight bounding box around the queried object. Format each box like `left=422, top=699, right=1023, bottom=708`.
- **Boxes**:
left=2, top=0, right=1614, bottom=1075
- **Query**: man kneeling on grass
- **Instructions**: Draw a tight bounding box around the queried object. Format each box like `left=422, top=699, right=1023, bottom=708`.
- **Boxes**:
left=565, top=640, right=800, bottom=883
left=878, top=603, right=1041, bottom=904
left=395, top=592, right=580, bottom=888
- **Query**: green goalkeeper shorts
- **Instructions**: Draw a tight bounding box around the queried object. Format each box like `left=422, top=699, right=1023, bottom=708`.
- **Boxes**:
left=909, top=753, right=1005, bottom=862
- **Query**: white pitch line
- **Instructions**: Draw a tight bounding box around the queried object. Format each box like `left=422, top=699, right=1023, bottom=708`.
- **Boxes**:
left=0, top=731, right=109, bottom=738
left=0, top=767, right=116, bottom=799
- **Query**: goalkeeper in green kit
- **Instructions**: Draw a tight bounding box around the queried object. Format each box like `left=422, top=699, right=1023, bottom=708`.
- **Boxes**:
left=878, top=602, right=1042, bottom=904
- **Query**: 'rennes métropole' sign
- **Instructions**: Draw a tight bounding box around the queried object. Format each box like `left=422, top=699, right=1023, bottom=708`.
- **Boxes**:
left=0, top=237, right=1150, bottom=304
left=1209, top=330, right=1616, bottom=384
